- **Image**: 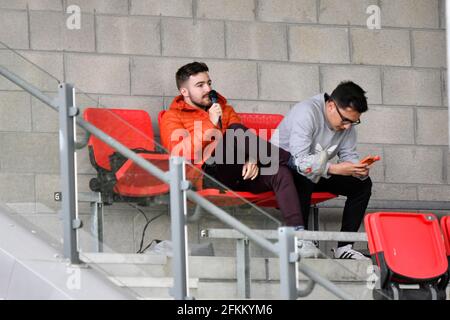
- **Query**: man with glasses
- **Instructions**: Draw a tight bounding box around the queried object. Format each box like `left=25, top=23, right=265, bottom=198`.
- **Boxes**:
left=271, top=81, right=372, bottom=260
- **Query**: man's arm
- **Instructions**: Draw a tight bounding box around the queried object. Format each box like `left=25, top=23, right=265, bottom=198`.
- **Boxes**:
left=331, top=130, right=369, bottom=179
left=288, top=109, right=331, bottom=181
left=337, top=129, right=359, bottom=163
left=160, top=111, right=219, bottom=162
left=160, top=111, right=183, bottom=152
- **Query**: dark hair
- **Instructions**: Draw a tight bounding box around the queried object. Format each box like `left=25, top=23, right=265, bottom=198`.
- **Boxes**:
left=330, top=81, right=368, bottom=113
left=175, top=62, right=209, bottom=90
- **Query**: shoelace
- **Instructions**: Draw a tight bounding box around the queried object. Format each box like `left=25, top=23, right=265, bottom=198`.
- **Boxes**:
left=337, top=248, right=365, bottom=259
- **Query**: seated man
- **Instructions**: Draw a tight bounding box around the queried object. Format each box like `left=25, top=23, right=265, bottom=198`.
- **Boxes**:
left=160, top=61, right=319, bottom=257
left=271, top=81, right=372, bottom=260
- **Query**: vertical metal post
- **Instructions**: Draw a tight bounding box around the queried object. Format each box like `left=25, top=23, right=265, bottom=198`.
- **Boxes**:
left=169, top=156, right=190, bottom=300
left=278, top=227, right=298, bottom=300
left=91, top=200, right=103, bottom=252
left=58, top=83, right=80, bottom=264
left=313, top=206, right=321, bottom=250
left=236, top=238, right=251, bottom=298
left=313, top=206, right=319, bottom=231
left=308, top=206, right=319, bottom=231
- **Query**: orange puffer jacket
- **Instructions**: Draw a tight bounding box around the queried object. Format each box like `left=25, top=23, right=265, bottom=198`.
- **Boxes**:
left=160, top=92, right=241, bottom=164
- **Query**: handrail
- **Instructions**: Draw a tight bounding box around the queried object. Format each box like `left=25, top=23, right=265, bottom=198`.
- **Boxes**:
left=202, top=228, right=368, bottom=242
left=319, top=199, right=450, bottom=212
left=0, top=64, right=352, bottom=300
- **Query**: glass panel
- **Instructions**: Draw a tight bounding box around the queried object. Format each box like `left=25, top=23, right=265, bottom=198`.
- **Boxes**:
left=295, top=240, right=383, bottom=300
left=0, top=40, right=63, bottom=251
left=72, top=92, right=169, bottom=298
left=0, top=40, right=388, bottom=299
left=0, top=40, right=61, bottom=92
left=77, top=87, right=386, bottom=299
left=74, top=87, right=285, bottom=298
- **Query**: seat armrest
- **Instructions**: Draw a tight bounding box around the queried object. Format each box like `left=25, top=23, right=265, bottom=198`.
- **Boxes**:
left=115, top=153, right=170, bottom=180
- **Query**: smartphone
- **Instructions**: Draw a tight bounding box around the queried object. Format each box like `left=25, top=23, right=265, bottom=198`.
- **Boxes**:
left=360, top=155, right=381, bottom=166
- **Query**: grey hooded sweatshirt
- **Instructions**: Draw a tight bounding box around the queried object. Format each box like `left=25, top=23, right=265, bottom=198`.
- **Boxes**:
left=271, top=93, right=363, bottom=183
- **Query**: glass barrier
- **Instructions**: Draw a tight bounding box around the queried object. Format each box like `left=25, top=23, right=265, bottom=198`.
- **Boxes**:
left=72, top=88, right=284, bottom=299
left=72, top=87, right=380, bottom=300
left=0, top=40, right=63, bottom=251
left=0, top=41, right=61, bottom=90
left=0, top=39, right=388, bottom=300
left=295, top=235, right=382, bottom=300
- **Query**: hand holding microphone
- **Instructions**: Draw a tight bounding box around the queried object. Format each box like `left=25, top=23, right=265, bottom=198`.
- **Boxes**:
left=208, top=90, right=222, bottom=129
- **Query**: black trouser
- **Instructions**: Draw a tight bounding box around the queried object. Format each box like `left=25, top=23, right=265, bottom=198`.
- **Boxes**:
left=202, top=124, right=304, bottom=227
left=293, top=173, right=372, bottom=248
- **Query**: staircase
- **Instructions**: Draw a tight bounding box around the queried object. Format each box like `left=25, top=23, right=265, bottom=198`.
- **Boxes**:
left=80, top=252, right=381, bottom=300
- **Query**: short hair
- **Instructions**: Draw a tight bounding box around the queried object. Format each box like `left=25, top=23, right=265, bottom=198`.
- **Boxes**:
left=330, top=81, right=368, bottom=113
left=175, top=62, right=209, bottom=90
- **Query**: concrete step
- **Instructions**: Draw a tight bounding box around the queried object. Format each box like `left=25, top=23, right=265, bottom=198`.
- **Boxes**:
left=80, top=252, right=167, bottom=265
left=108, top=276, right=199, bottom=299
left=195, top=281, right=450, bottom=300
left=195, top=280, right=373, bottom=300
left=80, top=253, right=449, bottom=300
left=81, top=253, right=370, bottom=282
left=182, top=256, right=371, bottom=282
left=80, top=252, right=168, bottom=277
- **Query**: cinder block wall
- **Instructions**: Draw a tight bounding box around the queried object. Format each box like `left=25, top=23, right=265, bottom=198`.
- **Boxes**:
left=0, top=0, right=447, bottom=251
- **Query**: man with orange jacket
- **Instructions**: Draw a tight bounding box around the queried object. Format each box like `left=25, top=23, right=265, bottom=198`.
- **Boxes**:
left=160, top=62, right=320, bottom=258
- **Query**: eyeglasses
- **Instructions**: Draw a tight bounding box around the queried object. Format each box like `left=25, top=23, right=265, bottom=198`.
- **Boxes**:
left=333, top=101, right=361, bottom=126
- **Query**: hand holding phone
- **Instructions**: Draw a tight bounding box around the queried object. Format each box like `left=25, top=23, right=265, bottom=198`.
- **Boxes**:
left=360, top=155, right=381, bottom=166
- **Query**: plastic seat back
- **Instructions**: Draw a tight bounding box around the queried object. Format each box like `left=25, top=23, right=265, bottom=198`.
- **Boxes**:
left=159, top=111, right=284, bottom=140
left=441, top=216, right=450, bottom=257
left=365, top=212, right=448, bottom=281
left=238, top=113, right=284, bottom=140
left=84, top=108, right=155, bottom=171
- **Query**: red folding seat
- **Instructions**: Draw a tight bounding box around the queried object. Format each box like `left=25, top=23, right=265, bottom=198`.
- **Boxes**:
left=364, top=212, right=449, bottom=300
left=440, top=215, right=450, bottom=271
left=238, top=112, right=284, bottom=140
left=84, top=108, right=169, bottom=204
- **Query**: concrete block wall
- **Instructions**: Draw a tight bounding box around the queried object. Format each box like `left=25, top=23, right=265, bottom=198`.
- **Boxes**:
left=0, top=0, right=447, bottom=252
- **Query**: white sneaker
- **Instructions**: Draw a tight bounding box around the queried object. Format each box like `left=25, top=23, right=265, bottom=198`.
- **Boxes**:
left=332, top=244, right=370, bottom=260
left=297, top=240, right=321, bottom=258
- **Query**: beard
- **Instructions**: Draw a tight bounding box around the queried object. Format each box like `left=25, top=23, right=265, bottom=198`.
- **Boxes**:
left=190, top=94, right=212, bottom=110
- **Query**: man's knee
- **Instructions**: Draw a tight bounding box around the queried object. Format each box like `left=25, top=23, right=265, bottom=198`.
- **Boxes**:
left=358, top=176, right=372, bottom=196
left=362, top=176, right=372, bottom=191
left=270, top=166, right=293, bottom=184
left=275, top=165, right=291, bottom=177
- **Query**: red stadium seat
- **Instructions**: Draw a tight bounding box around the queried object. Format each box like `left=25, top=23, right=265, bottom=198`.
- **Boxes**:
left=441, top=216, right=450, bottom=256
left=84, top=108, right=169, bottom=203
left=440, top=216, right=450, bottom=281
left=364, top=212, right=449, bottom=300
left=238, top=112, right=284, bottom=140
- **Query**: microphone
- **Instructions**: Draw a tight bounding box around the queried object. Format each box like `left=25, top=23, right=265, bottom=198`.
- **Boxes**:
left=208, top=90, right=222, bottom=129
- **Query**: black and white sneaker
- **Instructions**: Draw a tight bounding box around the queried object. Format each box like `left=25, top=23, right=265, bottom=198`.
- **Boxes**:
left=297, top=240, right=321, bottom=258
left=332, top=244, right=370, bottom=260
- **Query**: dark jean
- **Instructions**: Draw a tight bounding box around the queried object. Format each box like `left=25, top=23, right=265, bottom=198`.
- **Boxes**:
left=202, top=123, right=304, bottom=227
left=293, top=170, right=372, bottom=248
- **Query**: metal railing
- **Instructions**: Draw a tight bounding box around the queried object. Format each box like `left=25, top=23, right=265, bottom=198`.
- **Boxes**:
left=0, top=64, right=353, bottom=300
left=201, top=227, right=368, bottom=298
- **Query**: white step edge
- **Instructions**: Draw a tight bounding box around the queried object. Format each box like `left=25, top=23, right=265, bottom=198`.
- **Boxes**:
left=137, top=297, right=175, bottom=300
left=80, top=252, right=167, bottom=265
left=108, top=276, right=199, bottom=289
